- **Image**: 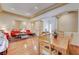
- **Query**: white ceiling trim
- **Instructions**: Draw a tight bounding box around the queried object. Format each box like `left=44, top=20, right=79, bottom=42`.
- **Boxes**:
left=31, top=3, right=78, bottom=21
left=1, top=3, right=55, bottom=18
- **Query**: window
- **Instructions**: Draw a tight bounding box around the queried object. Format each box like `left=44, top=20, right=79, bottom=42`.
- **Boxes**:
left=42, top=17, right=57, bottom=33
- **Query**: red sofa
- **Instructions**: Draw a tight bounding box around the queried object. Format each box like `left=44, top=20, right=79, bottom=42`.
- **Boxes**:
left=25, top=30, right=32, bottom=35
left=11, top=29, right=20, bottom=37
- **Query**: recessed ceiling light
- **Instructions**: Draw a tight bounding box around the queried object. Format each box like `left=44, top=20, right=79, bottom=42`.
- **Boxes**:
left=11, top=8, right=15, bottom=10
left=25, top=13, right=31, bottom=16
left=34, top=6, right=39, bottom=10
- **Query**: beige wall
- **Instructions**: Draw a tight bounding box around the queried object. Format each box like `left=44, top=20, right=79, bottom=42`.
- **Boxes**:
left=57, top=11, right=78, bottom=32
left=15, top=20, right=21, bottom=29
left=0, top=5, right=2, bottom=12
left=32, top=20, right=43, bottom=35
left=0, top=12, right=30, bottom=32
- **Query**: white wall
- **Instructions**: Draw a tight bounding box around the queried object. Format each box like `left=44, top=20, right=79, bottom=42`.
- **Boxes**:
left=69, top=10, right=79, bottom=46
left=70, top=9, right=79, bottom=46
left=70, top=32, right=79, bottom=46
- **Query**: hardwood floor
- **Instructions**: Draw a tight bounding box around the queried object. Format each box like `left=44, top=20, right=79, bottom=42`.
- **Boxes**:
left=7, top=37, right=39, bottom=55
left=7, top=36, right=79, bottom=55
left=69, top=44, right=79, bottom=55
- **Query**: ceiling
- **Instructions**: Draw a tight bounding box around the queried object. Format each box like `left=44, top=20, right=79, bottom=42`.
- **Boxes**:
left=0, top=3, right=66, bottom=19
